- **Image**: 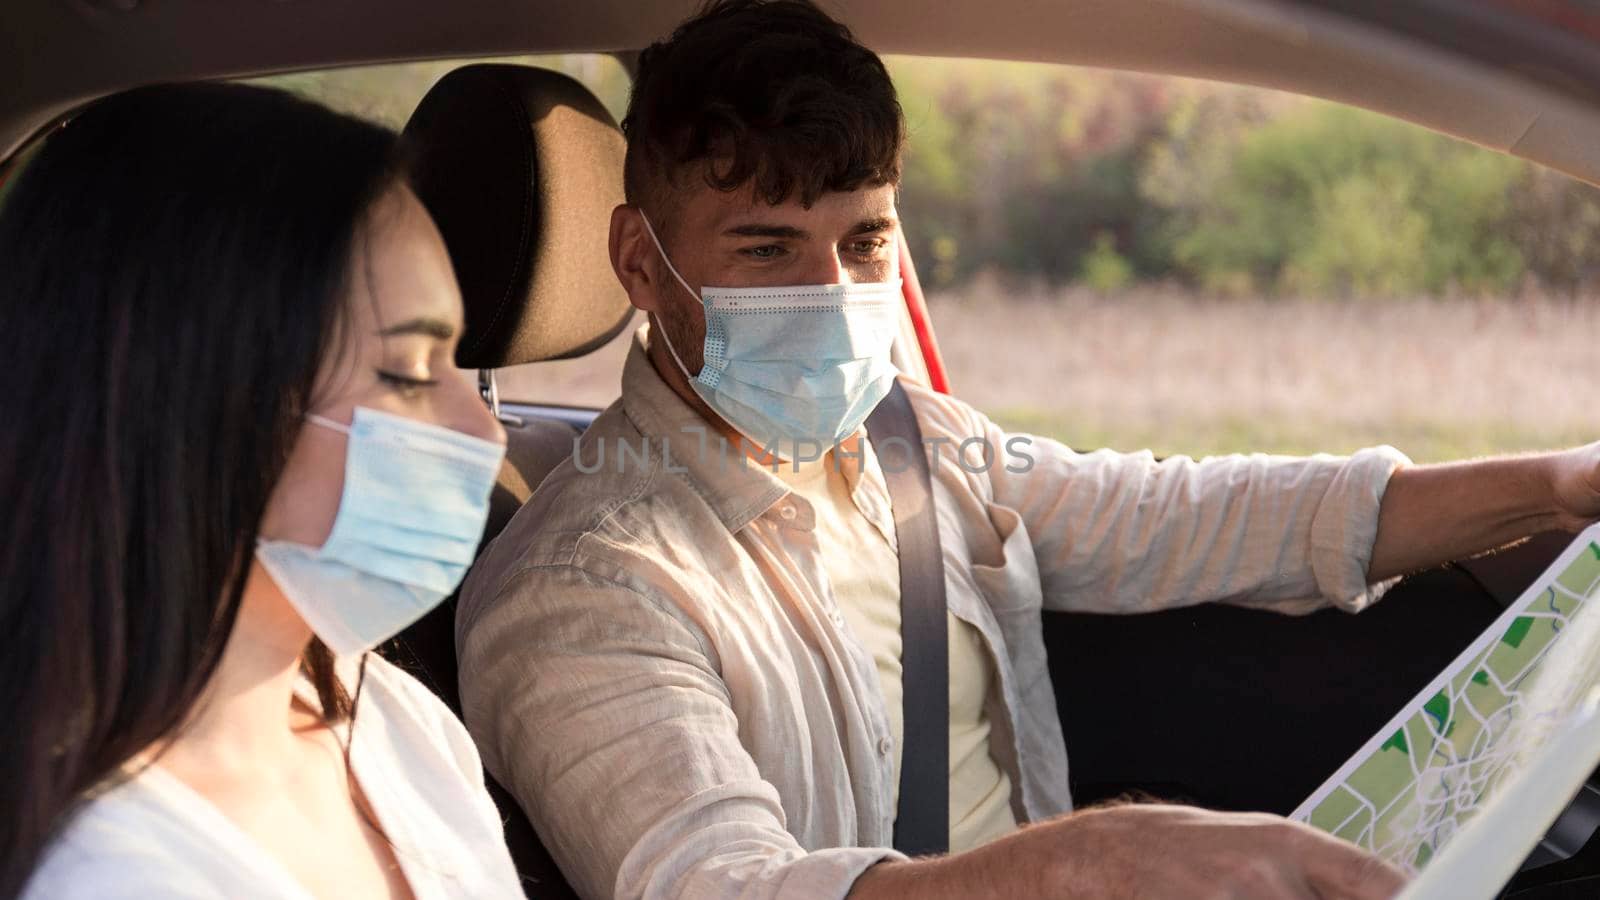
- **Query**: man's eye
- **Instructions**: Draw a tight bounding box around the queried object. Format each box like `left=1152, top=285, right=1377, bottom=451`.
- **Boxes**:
left=850, top=239, right=887, bottom=256
left=742, top=245, right=785, bottom=260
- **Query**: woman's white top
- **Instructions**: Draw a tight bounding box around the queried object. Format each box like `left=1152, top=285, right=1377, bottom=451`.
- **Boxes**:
left=23, top=655, right=525, bottom=899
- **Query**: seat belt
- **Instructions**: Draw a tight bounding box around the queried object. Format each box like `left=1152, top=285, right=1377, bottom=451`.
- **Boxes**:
left=864, top=380, right=950, bottom=857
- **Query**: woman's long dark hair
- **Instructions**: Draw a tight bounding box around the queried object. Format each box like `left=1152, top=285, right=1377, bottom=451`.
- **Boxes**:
left=0, top=82, right=405, bottom=896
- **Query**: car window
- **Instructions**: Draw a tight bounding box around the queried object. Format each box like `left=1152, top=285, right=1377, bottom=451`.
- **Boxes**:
left=891, top=58, right=1600, bottom=463
left=266, top=56, right=1600, bottom=465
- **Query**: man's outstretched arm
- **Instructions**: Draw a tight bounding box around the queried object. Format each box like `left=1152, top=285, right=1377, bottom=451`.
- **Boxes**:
left=850, top=804, right=1406, bottom=900
left=1368, top=443, right=1600, bottom=581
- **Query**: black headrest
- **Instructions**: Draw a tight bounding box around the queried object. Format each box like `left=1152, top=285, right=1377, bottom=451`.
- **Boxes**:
left=403, top=64, right=634, bottom=369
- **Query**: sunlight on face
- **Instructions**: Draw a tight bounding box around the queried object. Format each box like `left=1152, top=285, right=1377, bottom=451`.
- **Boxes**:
left=658, top=182, right=901, bottom=295
left=639, top=181, right=902, bottom=377
left=258, top=185, right=505, bottom=548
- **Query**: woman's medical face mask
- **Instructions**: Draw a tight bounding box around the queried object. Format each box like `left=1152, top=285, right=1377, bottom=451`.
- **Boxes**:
left=639, top=211, right=903, bottom=457
left=256, top=407, right=506, bottom=657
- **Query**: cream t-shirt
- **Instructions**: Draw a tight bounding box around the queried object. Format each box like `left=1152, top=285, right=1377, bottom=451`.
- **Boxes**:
left=772, top=447, right=1017, bottom=853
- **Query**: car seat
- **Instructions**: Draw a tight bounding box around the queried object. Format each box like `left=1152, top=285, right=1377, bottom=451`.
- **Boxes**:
left=381, top=63, right=635, bottom=899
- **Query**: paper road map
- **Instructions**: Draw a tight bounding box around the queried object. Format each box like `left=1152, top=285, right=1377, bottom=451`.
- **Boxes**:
left=1294, top=523, right=1600, bottom=875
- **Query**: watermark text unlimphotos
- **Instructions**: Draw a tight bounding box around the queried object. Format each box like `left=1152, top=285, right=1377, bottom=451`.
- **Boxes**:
left=571, top=426, right=1036, bottom=476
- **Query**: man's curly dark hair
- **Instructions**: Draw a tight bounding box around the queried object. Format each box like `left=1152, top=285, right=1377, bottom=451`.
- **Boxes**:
left=622, top=0, right=904, bottom=218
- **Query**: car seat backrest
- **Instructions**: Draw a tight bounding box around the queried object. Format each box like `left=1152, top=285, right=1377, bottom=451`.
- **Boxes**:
left=404, top=63, right=633, bottom=371
left=380, top=63, right=633, bottom=899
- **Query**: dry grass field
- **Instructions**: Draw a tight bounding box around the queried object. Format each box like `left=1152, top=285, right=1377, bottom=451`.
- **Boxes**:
left=497, top=286, right=1600, bottom=464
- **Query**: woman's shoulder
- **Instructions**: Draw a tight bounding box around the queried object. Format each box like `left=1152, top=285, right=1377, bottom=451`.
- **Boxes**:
left=352, top=652, right=451, bottom=718
left=342, top=655, right=522, bottom=892
left=22, top=779, right=230, bottom=900
left=348, top=653, right=488, bottom=784
left=348, top=652, right=464, bottom=743
left=25, top=848, right=215, bottom=900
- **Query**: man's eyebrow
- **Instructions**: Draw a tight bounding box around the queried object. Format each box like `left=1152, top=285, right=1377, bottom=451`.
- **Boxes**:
left=850, top=217, right=899, bottom=235
left=724, top=223, right=809, bottom=240
left=377, top=317, right=456, bottom=340
left=722, top=218, right=899, bottom=239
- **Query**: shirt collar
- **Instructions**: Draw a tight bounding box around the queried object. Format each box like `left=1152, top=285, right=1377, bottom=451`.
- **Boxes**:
left=619, top=324, right=899, bottom=541
left=620, top=324, right=790, bottom=533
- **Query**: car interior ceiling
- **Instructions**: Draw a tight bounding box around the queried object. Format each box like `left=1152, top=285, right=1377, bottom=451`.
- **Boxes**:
left=373, top=59, right=1600, bottom=897
left=7, top=0, right=1600, bottom=190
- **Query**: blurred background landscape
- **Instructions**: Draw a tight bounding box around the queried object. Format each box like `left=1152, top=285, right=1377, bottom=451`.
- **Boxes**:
left=266, top=54, right=1600, bottom=462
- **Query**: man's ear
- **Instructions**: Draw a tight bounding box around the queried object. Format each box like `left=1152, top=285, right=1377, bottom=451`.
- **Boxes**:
left=609, top=204, right=663, bottom=314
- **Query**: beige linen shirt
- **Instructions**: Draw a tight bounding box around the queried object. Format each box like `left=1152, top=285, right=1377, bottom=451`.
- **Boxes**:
left=457, top=328, right=1409, bottom=900
left=769, top=446, right=1018, bottom=853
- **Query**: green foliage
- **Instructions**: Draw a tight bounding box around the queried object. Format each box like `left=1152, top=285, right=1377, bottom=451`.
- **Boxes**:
left=1153, top=103, right=1526, bottom=296
left=255, top=53, right=1600, bottom=299
left=1080, top=232, right=1133, bottom=293
left=1289, top=173, right=1431, bottom=296
left=1509, top=166, right=1600, bottom=294
left=892, top=58, right=1173, bottom=289
left=891, top=56, right=1596, bottom=298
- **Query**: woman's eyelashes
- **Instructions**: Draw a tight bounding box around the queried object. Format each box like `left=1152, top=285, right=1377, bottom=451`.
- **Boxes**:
left=376, top=368, right=439, bottom=398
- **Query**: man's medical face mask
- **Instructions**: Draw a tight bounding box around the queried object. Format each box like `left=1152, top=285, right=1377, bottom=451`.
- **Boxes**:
left=638, top=210, right=903, bottom=457
left=256, top=407, right=506, bottom=658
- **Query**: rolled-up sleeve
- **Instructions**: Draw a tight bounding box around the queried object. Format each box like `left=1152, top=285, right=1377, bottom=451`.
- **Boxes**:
left=456, top=563, right=901, bottom=900
left=972, top=406, right=1411, bottom=615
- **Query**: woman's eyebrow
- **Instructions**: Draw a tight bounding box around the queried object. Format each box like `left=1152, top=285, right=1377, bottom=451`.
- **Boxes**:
left=377, top=317, right=456, bottom=339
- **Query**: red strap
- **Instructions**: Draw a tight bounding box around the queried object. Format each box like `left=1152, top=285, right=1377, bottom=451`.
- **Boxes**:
left=897, top=232, right=951, bottom=395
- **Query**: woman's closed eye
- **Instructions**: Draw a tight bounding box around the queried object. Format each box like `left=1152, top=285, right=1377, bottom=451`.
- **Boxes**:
left=376, top=369, right=439, bottom=398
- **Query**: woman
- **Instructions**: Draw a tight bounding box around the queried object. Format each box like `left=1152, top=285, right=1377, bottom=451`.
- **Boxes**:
left=0, top=82, right=523, bottom=898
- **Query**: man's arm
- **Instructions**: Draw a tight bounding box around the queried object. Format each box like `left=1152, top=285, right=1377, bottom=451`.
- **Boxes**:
left=1368, top=445, right=1600, bottom=580
left=457, top=563, right=1402, bottom=900
left=937, top=380, right=1409, bottom=614
left=924, top=384, right=1595, bottom=614
left=455, top=563, right=899, bottom=900
left=849, top=805, right=1405, bottom=900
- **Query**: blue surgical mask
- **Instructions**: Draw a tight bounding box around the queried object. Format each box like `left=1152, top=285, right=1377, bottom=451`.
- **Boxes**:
left=640, top=211, right=903, bottom=457
left=256, top=406, right=506, bottom=657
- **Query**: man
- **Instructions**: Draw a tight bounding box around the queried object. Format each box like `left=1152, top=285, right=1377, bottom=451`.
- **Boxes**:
left=456, top=2, right=1600, bottom=897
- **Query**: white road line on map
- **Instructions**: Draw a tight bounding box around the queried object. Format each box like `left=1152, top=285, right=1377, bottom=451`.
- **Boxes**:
left=1330, top=789, right=1377, bottom=836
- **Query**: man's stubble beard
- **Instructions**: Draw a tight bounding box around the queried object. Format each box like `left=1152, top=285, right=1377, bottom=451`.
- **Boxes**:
left=654, top=286, right=706, bottom=377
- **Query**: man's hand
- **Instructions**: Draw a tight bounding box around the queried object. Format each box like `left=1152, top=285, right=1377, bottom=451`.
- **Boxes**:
left=851, top=804, right=1407, bottom=900
left=1047, top=804, right=1407, bottom=899
left=1550, top=441, right=1600, bottom=532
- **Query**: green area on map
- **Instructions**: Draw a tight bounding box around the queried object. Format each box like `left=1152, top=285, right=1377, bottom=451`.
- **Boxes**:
left=1300, top=540, right=1600, bottom=871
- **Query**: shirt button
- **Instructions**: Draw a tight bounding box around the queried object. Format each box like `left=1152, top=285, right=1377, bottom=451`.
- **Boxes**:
left=779, top=504, right=797, bottom=521
left=877, top=737, right=893, bottom=756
